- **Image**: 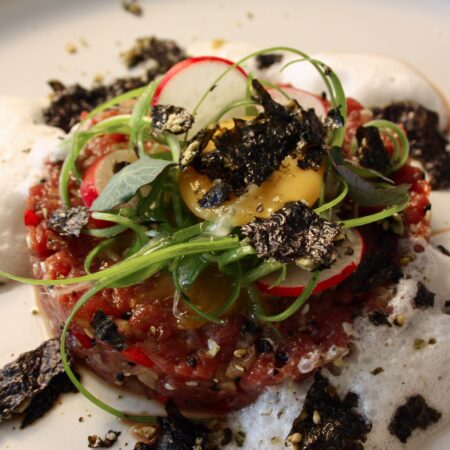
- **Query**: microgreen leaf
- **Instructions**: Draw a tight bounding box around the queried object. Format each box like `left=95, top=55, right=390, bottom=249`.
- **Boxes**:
left=329, top=147, right=409, bottom=207
left=91, top=156, right=174, bottom=211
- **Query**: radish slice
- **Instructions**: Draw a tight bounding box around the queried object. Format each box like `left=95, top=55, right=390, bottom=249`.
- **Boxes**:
left=80, top=150, right=137, bottom=208
left=268, top=85, right=328, bottom=118
left=257, top=229, right=365, bottom=297
left=152, top=56, right=248, bottom=136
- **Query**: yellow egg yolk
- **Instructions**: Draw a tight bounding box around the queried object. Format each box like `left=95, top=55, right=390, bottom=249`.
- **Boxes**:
left=179, top=120, right=324, bottom=226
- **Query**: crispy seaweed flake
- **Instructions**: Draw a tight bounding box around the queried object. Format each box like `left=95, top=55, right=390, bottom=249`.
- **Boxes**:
left=180, top=128, right=216, bottom=168
left=286, top=372, right=372, bottom=450
left=349, top=230, right=401, bottom=295
left=374, top=101, right=450, bottom=189
left=88, top=430, right=121, bottom=448
left=47, top=206, right=90, bottom=238
left=368, top=309, right=392, bottom=327
left=325, top=107, right=344, bottom=130
left=188, top=79, right=327, bottom=208
left=44, top=37, right=186, bottom=132
left=151, top=105, right=194, bottom=136
left=413, top=282, right=435, bottom=309
left=0, top=338, right=77, bottom=427
left=138, top=399, right=209, bottom=450
left=91, top=310, right=127, bottom=351
left=241, top=201, right=342, bottom=268
left=255, top=53, right=283, bottom=69
left=355, top=126, right=391, bottom=173
left=388, top=395, right=441, bottom=443
left=197, top=180, right=231, bottom=209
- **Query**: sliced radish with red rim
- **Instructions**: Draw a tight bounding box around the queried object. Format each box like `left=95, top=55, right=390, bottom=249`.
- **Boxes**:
left=152, top=56, right=248, bottom=136
left=80, top=149, right=137, bottom=208
left=257, top=229, right=365, bottom=297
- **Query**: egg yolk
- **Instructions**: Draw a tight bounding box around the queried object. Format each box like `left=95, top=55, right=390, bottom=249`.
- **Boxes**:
left=179, top=120, right=324, bottom=226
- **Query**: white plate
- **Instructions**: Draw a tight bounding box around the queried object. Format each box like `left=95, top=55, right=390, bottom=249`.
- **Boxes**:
left=0, top=0, right=450, bottom=449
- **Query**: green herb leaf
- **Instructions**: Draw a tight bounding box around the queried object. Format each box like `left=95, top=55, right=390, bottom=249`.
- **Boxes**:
left=329, top=147, right=409, bottom=207
left=91, top=156, right=174, bottom=211
left=176, top=254, right=209, bottom=290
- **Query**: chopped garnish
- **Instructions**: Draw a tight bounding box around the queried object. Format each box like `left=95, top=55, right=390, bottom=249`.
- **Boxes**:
left=0, top=339, right=77, bottom=427
left=256, top=53, right=283, bottom=69
left=286, top=372, right=371, bottom=449
left=388, top=395, right=441, bottom=443
left=48, top=206, right=89, bottom=237
left=88, top=430, right=121, bottom=448
left=242, top=201, right=342, bottom=268
left=355, top=126, right=391, bottom=173
left=151, top=104, right=194, bottom=135
left=413, top=281, right=435, bottom=309
left=91, top=310, right=127, bottom=351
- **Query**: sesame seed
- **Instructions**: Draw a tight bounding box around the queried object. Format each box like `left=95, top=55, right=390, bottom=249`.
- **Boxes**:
left=233, top=348, right=247, bottom=358
left=313, top=410, right=321, bottom=424
left=290, top=432, right=302, bottom=443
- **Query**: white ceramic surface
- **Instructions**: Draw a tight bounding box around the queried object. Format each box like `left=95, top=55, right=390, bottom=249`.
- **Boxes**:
left=0, top=0, right=449, bottom=449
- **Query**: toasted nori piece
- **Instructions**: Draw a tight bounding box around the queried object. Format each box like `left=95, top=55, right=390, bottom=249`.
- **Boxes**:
left=88, top=430, right=121, bottom=448
left=47, top=206, right=90, bottom=238
left=0, top=338, right=77, bottom=427
left=43, top=37, right=186, bottom=132
left=197, top=180, right=231, bottom=209
left=91, top=310, right=127, bottom=351
left=368, top=309, right=392, bottom=327
left=348, top=229, right=402, bottom=294
left=137, top=399, right=209, bottom=450
left=151, top=105, right=193, bottom=136
left=255, top=53, right=283, bottom=69
left=388, top=395, right=441, bottom=443
left=373, top=101, right=450, bottom=189
left=325, top=107, right=345, bottom=131
left=241, top=201, right=342, bottom=268
left=286, top=372, right=371, bottom=450
left=190, top=79, right=327, bottom=208
left=355, top=126, right=391, bottom=173
left=413, top=281, right=435, bottom=309
left=121, top=36, right=186, bottom=70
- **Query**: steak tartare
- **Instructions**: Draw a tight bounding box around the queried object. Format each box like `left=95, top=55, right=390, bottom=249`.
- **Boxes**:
left=22, top=48, right=431, bottom=417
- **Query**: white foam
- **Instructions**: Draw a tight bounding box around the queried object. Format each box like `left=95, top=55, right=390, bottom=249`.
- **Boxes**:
left=187, top=42, right=449, bottom=131
left=0, top=96, right=65, bottom=279
left=227, top=237, right=450, bottom=449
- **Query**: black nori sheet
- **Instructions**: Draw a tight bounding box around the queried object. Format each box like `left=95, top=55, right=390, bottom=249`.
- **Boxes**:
left=374, top=101, right=450, bottom=189
left=286, top=372, right=372, bottom=450
left=255, top=53, right=283, bottom=69
left=47, top=206, right=90, bottom=238
left=43, top=37, right=186, bottom=133
left=135, top=400, right=209, bottom=450
left=355, top=126, right=391, bottom=173
left=241, top=201, right=342, bottom=267
left=91, top=310, right=127, bottom=351
left=0, top=338, right=77, bottom=427
left=188, top=79, right=327, bottom=208
left=413, top=281, right=435, bottom=309
left=388, top=395, right=441, bottom=443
